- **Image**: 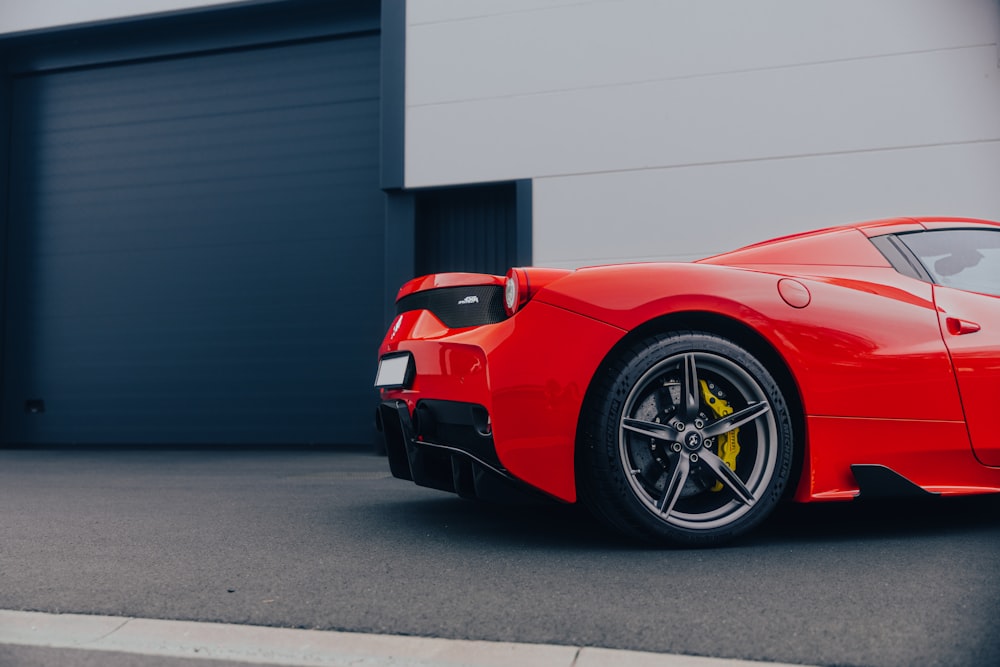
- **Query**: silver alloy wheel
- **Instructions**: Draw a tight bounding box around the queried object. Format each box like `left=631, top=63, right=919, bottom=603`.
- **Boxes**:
left=617, top=351, right=779, bottom=531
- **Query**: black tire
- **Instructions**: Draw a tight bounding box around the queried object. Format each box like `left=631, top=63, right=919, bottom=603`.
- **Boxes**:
left=577, top=331, right=794, bottom=547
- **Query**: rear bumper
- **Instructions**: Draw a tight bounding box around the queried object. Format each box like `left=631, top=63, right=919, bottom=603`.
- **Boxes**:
left=376, top=399, right=541, bottom=502
left=376, top=299, right=627, bottom=503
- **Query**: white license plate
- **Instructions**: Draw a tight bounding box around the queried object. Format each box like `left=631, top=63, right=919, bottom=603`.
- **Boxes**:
left=374, top=353, right=413, bottom=388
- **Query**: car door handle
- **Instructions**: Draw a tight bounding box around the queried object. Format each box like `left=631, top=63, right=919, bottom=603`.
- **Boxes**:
left=945, top=317, right=981, bottom=335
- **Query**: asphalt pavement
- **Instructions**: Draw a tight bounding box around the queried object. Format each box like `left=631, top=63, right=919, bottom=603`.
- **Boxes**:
left=1, top=448, right=998, bottom=667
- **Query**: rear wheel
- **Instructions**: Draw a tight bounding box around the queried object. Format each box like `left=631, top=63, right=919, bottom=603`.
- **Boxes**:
left=578, top=331, right=793, bottom=547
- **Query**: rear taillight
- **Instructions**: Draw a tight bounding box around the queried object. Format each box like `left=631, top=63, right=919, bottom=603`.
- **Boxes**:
left=504, top=268, right=528, bottom=316
left=503, top=267, right=572, bottom=316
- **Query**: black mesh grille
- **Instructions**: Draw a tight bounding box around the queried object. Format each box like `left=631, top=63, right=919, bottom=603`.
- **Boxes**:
left=396, top=285, right=506, bottom=328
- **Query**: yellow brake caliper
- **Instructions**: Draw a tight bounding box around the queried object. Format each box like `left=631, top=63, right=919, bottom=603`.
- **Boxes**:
left=699, top=380, right=739, bottom=492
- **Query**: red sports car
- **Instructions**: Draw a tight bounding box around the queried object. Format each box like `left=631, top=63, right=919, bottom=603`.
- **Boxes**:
left=374, top=217, right=1000, bottom=546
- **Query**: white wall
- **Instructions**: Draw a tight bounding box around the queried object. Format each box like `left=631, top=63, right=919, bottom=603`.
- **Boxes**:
left=0, top=0, right=243, bottom=35
left=406, top=0, right=1000, bottom=266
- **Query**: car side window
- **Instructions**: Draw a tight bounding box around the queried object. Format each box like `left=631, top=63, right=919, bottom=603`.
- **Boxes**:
left=895, top=229, right=1000, bottom=297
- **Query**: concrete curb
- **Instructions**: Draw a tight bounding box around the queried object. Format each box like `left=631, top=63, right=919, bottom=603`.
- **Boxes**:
left=0, top=610, right=814, bottom=667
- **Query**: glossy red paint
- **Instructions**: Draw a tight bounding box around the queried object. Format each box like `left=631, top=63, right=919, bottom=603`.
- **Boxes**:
left=855, top=218, right=925, bottom=237
left=504, top=267, right=573, bottom=316
left=379, top=301, right=624, bottom=502
left=377, top=217, right=1000, bottom=511
left=802, top=416, right=993, bottom=499
left=699, top=227, right=893, bottom=267
left=776, top=279, right=811, bottom=308
left=934, top=285, right=1000, bottom=467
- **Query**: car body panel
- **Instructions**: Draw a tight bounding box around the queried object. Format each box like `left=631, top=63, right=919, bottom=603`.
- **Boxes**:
left=933, top=285, right=1000, bottom=467
left=380, top=301, right=625, bottom=502
left=698, top=227, right=893, bottom=267
left=536, top=263, right=964, bottom=421
left=804, top=415, right=997, bottom=499
left=531, top=261, right=979, bottom=502
left=376, top=217, right=1000, bottom=513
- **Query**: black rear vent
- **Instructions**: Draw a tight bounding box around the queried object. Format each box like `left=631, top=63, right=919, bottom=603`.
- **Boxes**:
left=397, top=285, right=506, bottom=328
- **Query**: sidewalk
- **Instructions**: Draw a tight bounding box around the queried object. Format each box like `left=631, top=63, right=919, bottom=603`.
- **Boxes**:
left=0, top=610, right=812, bottom=667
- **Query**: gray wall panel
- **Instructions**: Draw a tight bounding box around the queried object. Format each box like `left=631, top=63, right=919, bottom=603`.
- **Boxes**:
left=404, top=0, right=1000, bottom=267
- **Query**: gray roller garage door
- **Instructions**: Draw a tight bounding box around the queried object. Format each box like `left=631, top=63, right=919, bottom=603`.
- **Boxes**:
left=2, top=33, right=383, bottom=445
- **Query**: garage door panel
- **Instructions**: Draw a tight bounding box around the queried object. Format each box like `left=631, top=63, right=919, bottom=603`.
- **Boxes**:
left=27, top=235, right=375, bottom=311
left=40, top=100, right=380, bottom=179
left=31, top=39, right=379, bottom=128
left=37, top=165, right=381, bottom=232
left=35, top=173, right=382, bottom=246
left=29, top=187, right=381, bottom=259
left=3, top=33, right=383, bottom=445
